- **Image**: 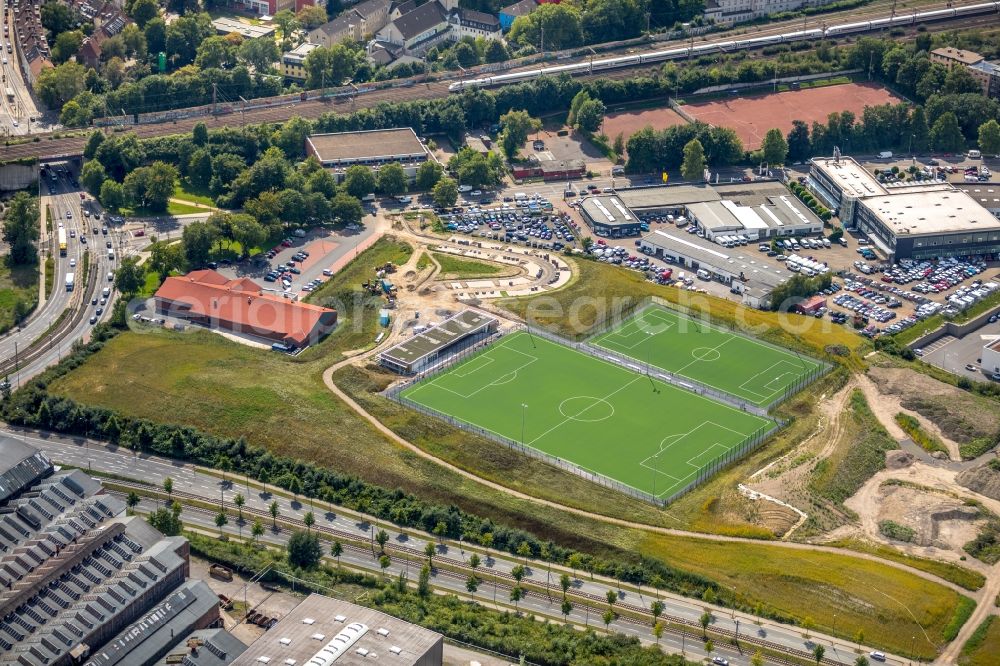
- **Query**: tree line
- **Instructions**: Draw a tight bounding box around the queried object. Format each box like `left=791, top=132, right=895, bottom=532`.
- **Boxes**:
left=2, top=322, right=805, bottom=629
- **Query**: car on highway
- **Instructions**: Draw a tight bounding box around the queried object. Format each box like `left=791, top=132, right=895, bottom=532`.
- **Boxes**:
left=107, top=272, right=113, bottom=281
left=80, top=236, right=86, bottom=244
left=89, top=315, right=97, bottom=325
left=106, top=240, right=112, bottom=248
left=966, top=363, right=979, bottom=372
left=711, top=658, right=729, bottom=666
left=69, top=259, right=76, bottom=267
left=96, top=307, right=103, bottom=316
left=869, top=652, right=886, bottom=662
left=91, top=297, right=98, bottom=305
left=66, top=211, right=72, bottom=219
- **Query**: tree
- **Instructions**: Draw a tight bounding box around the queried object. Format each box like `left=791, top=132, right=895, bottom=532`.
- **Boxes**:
left=272, top=116, right=312, bottom=159
left=512, top=564, right=525, bottom=584
left=269, top=500, right=280, bottom=528
left=187, top=149, right=213, bottom=190
left=418, top=564, right=431, bottom=597
left=182, top=221, right=218, bottom=268
left=375, top=528, right=389, bottom=554
left=855, top=658, right=869, bottom=666
left=516, top=541, right=532, bottom=564
left=35, top=61, right=86, bottom=108
left=41, top=1, right=75, bottom=37
left=84, top=131, right=105, bottom=160
left=297, top=4, right=328, bottom=28
left=653, top=620, right=664, bottom=644
left=752, top=650, right=765, bottom=666
left=651, top=600, right=664, bottom=626
left=786, top=120, right=811, bottom=163
left=52, top=30, right=83, bottom=64
left=943, top=65, right=982, bottom=94
left=602, top=609, right=615, bottom=631
left=761, top=128, right=789, bottom=166
left=287, top=530, right=323, bottom=568
left=813, top=645, right=825, bottom=665
left=508, top=3, right=583, bottom=50
left=239, top=37, right=280, bottom=74
left=215, top=510, right=228, bottom=537
left=700, top=611, right=712, bottom=638
left=560, top=573, right=571, bottom=598
left=99, top=180, right=125, bottom=212
left=145, top=17, right=167, bottom=54
left=802, top=616, right=815, bottom=638
left=228, top=214, right=267, bottom=258
left=128, top=0, right=159, bottom=28
left=273, top=9, right=298, bottom=39
left=424, top=541, right=435, bottom=566
left=125, top=162, right=178, bottom=213
left=681, top=139, right=706, bottom=181
left=331, top=540, right=343, bottom=565
left=192, top=122, right=208, bottom=146
left=561, top=599, right=573, bottom=622
left=343, top=165, right=377, bottom=199
left=575, top=98, right=606, bottom=134
left=377, top=162, right=407, bottom=196
left=2, top=193, right=40, bottom=265
left=114, top=257, right=145, bottom=296
left=855, top=629, right=865, bottom=651
left=329, top=193, right=364, bottom=226
left=126, top=491, right=140, bottom=515
left=234, top=493, right=245, bottom=521
left=930, top=111, right=964, bottom=153
left=510, top=585, right=524, bottom=612
left=705, top=639, right=715, bottom=657
left=484, top=40, right=508, bottom=63
left=195, top=35, right=238, bottom=70
left=303, top=43, right=358, bottom=89
left=415, top=160, right=444, bottom=190
left=432, top=176, right=458, bottom=208
left=499, top=109, right=541, bottom=158
left=251, top=519, right=264, bottom=544
left=379, top=553, right=391, bottom=578
left=979, top=119, right=1000, bottom=157
left=95, top=133, right=146, bottom=182
left=469, top=553, right=481, bottom=572
left=148, top=501, right=183, bottom=536
left=466, top=574, right=480, bottom=599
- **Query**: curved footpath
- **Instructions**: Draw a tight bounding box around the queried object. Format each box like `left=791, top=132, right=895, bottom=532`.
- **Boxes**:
left=321, top=358, right=972, bottom=596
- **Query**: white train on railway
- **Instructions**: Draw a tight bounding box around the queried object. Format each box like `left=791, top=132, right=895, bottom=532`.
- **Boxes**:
left=448, top=2, right=1000, bottom=91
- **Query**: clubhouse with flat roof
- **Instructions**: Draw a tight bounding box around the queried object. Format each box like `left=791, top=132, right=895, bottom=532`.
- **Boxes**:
left=380, top=310, right=499, bottom=374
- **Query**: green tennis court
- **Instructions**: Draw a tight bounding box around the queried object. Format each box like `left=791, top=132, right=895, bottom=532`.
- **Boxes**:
left=399, top=331, right=773, bottom=500
left=590, top=306, right=824, bottom=407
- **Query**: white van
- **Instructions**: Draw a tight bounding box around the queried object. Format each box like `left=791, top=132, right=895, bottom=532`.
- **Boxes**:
left=678, top=271, right=686, bottom=283
left=514, top=192, right=527, bottom=201
left=968, top=150, right=982, bottom=159
left=696, top=269, right=711, bottom=280
left=877, top=150, right=893, bottom=159
left=361, top=193, right=376, bottom=202
left=821, top=238, right=831, bottom=248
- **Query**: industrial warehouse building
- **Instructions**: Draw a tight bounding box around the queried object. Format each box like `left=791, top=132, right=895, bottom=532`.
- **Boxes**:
left=579, top=196, right=643, bottom=237
left=380, top=309, right=499, bottom=374
left=809, top=155, right=1000, bottom=260
left=231, top=593, right=444, bottom=666
left=304, top=128, right=437, bottom=184
left=639, top=229, right=794, bottom=308
left=0, top=437, right=208, bottom=666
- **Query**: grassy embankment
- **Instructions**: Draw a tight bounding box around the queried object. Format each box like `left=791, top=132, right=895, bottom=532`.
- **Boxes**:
left=0, top=261, right=38, bottom=333
left=960, top=616, right=1000, bottom=666
left=46, top=248, right=973, bottom=658
left=430, top=252, right=504, bottom=278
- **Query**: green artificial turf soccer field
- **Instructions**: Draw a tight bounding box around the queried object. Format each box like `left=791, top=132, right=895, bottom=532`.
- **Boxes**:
left=590, top=306, right=824, bottom=407
left=399, top=331, right=773, bottom=499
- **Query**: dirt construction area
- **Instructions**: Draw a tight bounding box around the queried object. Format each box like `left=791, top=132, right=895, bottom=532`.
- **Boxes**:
left=682, top=82, right=903, bottom=150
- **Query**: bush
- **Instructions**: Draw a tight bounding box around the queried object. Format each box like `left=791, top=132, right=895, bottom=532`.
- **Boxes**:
left=878, top=519, right=916, bottom=542
left=894, top=413, right=947, bottom=455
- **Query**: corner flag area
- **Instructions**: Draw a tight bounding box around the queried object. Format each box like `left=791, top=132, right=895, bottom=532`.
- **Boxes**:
left=590, top=306, right=824, bottom=407
left=399, top=331, right=773, bottom=501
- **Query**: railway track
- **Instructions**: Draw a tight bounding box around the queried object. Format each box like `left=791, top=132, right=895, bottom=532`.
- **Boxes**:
left=0, top=1, right=996, bottom=163
left=106, top=481, right=846, bottom=665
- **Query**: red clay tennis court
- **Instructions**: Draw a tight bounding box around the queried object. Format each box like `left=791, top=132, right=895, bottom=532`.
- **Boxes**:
left=683, top=82, right=903, bottom=150
left=603, top=106, right=688, bottom=140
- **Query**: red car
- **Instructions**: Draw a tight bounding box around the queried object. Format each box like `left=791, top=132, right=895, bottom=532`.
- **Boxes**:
left=281, top=240, right=292, bottom=247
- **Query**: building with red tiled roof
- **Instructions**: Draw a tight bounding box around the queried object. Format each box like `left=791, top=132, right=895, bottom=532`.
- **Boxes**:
left=154, top=270, right=337, bottom=348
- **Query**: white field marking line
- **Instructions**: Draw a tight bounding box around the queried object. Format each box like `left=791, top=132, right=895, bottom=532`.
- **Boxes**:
left=737, top=360, right=804, bottom=400
left=597, top=312, right=677, bottom=350
left=527, top=375, right=643, bottom=447
left=674, top=336, right=734, bottom=377
left=452, top=354, right=495, bottom=378
left=648, top=304, right=823, bottom=370
left=404, top=333, right=524, bottom=397
left=639, top=420, right=755, bottom=492
left=762, top=371, right=798, bottom=393
left=419, top=335, right=538, bottom=399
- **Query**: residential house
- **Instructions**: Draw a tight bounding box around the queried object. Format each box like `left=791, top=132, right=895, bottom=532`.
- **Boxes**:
left=931, top=47, right=1000, bottom=99
left=449, top=8, right=501, bottom=40
left=704, top=0, right=837, bottom=24
left=308, top=0, right=393, bottom=46
left=375, top=0, right=451, bottom=53
left=281, top=42, right=320, bottom=81
left=11, top=0, right=52, bottom=84
left=498, top=0, right=537, bottom=30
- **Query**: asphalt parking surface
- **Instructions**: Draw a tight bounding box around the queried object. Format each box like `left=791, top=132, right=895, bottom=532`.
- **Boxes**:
left=922, top=318, right=1000, bottom=381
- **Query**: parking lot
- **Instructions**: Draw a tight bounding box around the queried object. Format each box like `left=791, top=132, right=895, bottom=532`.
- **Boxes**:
left=216, top=225, right=374, bottom=299
left=920, top=315, right=1000, bottom=382
left=438, top=194, right=581, bottom=252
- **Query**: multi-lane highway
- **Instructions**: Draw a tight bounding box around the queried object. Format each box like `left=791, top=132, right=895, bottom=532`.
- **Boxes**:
left=0, top=0, right=42, bottom=137
left=15, top=429, right=910, bottom=666
left=0, top=165, right=126, bottom=385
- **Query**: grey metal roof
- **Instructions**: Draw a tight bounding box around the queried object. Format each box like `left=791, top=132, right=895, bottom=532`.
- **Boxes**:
left=85, top=580, right=228, bottom=666
left=0, top=436, right=53, bottom=503
left=381, top=310, right=497, bottom=369
left=152, top=628, right=247, bottom=666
